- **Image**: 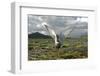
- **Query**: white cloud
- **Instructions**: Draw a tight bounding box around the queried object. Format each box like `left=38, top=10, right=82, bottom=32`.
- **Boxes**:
left=77, top=17, right=88, bottom=22
left=38, top=16, right=43, bottom=22
left=36, top=24, right=41, bottom=28
left=39, top=31, right=47, bottom=35
left=81, top=18, right=88, bottom=22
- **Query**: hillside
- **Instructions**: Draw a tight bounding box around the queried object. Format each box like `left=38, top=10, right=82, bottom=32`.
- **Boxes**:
left=28, top=32, right=51, bottom=39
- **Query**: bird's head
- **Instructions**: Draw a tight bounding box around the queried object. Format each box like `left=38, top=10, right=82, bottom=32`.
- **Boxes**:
left=41, top=22, right=47, bottom=26
left=41, top=22, right=48, bottom=29
left=55, top=41, right=61, bottom=49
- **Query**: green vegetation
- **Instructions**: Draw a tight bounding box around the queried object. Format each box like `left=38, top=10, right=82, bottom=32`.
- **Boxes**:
left=28, top=35, right=88, bottom=60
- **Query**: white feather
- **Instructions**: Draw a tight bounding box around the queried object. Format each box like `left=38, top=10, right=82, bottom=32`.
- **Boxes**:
left=41, top=23, right=58, bottom=45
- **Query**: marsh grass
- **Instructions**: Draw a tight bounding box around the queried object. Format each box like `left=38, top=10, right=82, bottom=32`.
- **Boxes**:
left=28, top=36, right=88, bottom=60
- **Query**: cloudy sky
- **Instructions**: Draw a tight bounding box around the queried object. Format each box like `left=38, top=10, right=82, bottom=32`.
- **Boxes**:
left=28, top=15, right=88, bottom=37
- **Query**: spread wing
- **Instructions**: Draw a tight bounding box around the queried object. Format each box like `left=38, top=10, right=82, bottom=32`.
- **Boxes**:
left=42, top=23, right=56, bottom=39
left=61, top=25, right=75, bottom=38
left=64, top=27, right=75, bottom=38
left=62, top=21, right=87, bottom=38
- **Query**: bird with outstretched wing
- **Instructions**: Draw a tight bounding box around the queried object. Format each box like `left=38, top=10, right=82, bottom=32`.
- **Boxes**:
left=41, top=22, right=76, bottom=49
